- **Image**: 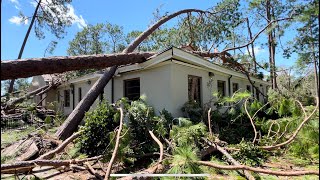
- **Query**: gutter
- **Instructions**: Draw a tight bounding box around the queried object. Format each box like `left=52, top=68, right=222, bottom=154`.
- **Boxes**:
left=228, top=75, right=232, bottom=96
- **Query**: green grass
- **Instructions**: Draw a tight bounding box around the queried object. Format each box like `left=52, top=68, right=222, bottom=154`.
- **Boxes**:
left=1, top=126, right=36, bottom=149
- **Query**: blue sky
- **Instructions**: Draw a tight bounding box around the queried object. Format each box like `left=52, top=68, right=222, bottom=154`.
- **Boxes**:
left=1, top=0, right=297, bottom=67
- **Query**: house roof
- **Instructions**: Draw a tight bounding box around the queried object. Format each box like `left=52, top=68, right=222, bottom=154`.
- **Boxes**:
left=62, top=46, right=270, bottom=85
left=118, top=47, right=270, bottom=85
left=41, top=74, right=57, bottom=82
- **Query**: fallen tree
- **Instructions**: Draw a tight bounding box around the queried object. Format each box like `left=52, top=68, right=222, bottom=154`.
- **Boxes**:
left=1, top=52, right=154, bottom=80
left=0, top=156, right=103, bottom=174
left=55, top=8, right=217, bottom=140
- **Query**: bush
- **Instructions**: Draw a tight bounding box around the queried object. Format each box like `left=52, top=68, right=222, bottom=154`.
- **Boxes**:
left=181, top=101, right=203, bottom=124
left=127, top=98, right=173, bottom=155
left=78, top=100, right=119, bottom=157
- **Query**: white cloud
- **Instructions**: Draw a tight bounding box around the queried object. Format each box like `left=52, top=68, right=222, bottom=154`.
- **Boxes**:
left=66, top=4, right=87, bottom=29
left=9, top=0, right=21, bottom=10
left=29, top=0, right=87, bottom=29
left=245, top=46, right=266, bottom=55
left=9, top=16, right=28, bottom=25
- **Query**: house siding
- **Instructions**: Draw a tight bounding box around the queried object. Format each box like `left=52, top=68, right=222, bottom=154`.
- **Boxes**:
left=30, top=48, right=270, bottom=117
left=113, top=63, right=173, bottom=114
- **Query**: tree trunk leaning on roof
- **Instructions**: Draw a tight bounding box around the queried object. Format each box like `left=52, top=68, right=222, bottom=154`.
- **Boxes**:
left=55, top=8, right=215, bottom=140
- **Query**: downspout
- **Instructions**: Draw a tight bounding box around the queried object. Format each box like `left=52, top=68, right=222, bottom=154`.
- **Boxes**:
left=228, top=75, right=232, bottom=96
left=111, top=77, right=114, bottom=103
left=72, top=88, right=75, bottom=110
left=252, top=81, right=256, bottom=98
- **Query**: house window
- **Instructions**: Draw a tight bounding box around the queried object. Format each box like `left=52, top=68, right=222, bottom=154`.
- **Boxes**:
left=64, top=90, right=70, bottom=107
left=124, top=78, right=140, bottom=101
left=246, top=85, right=251, bottom=93
left=217, top=80, right=226, bottom=97
left=78, top=88, right=82, bottom=102
left=232, top=83, right=239, bottom=94
left=188, top=75, right=201, bottom=104
left=256, top=88, right=260, bottom=100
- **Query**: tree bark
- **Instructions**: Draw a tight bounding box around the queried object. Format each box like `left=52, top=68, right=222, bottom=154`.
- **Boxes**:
left=246, top=18, right=257, bottom=73
left=1, top=52, right=154, bottom=80
left=37, top=131, right=81, bottom=160
left=55, top=8, right=215, bottom=140
left=1, top=156, right=103, bottom=174
left=266, top=0, right=277, bottom=89
left=310, top=25, right=319, bottom=101
left=216, top=144, right=255, bottom=180
left=8, top=0, right=42, bottom=93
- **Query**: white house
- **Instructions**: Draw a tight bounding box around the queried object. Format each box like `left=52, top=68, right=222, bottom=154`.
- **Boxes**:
left=30, top=47, right=270, bottom=117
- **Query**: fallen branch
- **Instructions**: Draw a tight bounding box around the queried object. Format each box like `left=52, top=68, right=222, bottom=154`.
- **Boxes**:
left=196, top=161, right=319, bottom=176
left=84, top=162, right=104, bottom=180
left=261, top=98, right=318, bottom=150
left=203, top=138, right=254, bottom=180
left=5, top=85, right=49, bottom=109
left=148, top=130, right=164, bottom=163
left=37, top=131, right=81, bottom=160
left=244, top=98, right=258, bottom=144
left=1, top=155, right=103, bottom=174
left=104, top=107, right=124, bottom=180
left=216, top=144, right=255, bottom=180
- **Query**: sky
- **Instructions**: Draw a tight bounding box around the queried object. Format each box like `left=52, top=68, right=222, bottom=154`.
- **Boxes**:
left=1, top=0, right=297, bottom=71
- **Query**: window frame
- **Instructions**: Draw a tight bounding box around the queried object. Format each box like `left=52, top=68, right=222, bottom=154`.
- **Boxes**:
left=246, top=85, right=252, bottom=93
left=217, top=80, right=226, bottom=97
left=124, top=78, right=140, bottom=101
left=64, top=89, right=70, bottom=107
left=188, top=75, right=202, bottom=104
left=232, top=83, right=239, bottom=94
left=78, top=87, right=82, bottom=102
left=256, top=87, right=260, bottom=100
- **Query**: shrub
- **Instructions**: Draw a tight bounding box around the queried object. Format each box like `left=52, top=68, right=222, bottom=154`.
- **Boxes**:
left=181, top=101, right=203, bottom=123
left=78, top=100, right=119, bottom=157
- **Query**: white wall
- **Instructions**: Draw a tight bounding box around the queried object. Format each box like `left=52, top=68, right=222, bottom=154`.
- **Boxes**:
left=113, top=63, right=173, bottom=114
left=54, top=61, right=269, bottom=117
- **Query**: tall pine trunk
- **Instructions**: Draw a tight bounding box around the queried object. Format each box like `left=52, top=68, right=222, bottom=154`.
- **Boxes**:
left=266, top=0, right=277, bottom=89
left=8, top=0, right=42, bottom=93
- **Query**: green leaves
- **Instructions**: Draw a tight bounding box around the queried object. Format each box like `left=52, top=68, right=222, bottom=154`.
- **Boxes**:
left=78, top=100, right=119, bottom=157
left=170, top=121, right=207, bottom=148
left=167, top=146, right=202, bottom=175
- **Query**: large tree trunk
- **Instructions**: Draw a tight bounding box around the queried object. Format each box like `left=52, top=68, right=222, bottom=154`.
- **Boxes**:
left=2, top=17, right=290, bottom=81
left=55, top=9, right=211, bottom=140
left=310, top=25, right=319, bottom=101
left=266, top=0, right=277, bottom=89
left=8, top=0, right=42, bottom=93
left=246, top=18, right=257, bottom=73
left=1, top=52, right=154, bottom=80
